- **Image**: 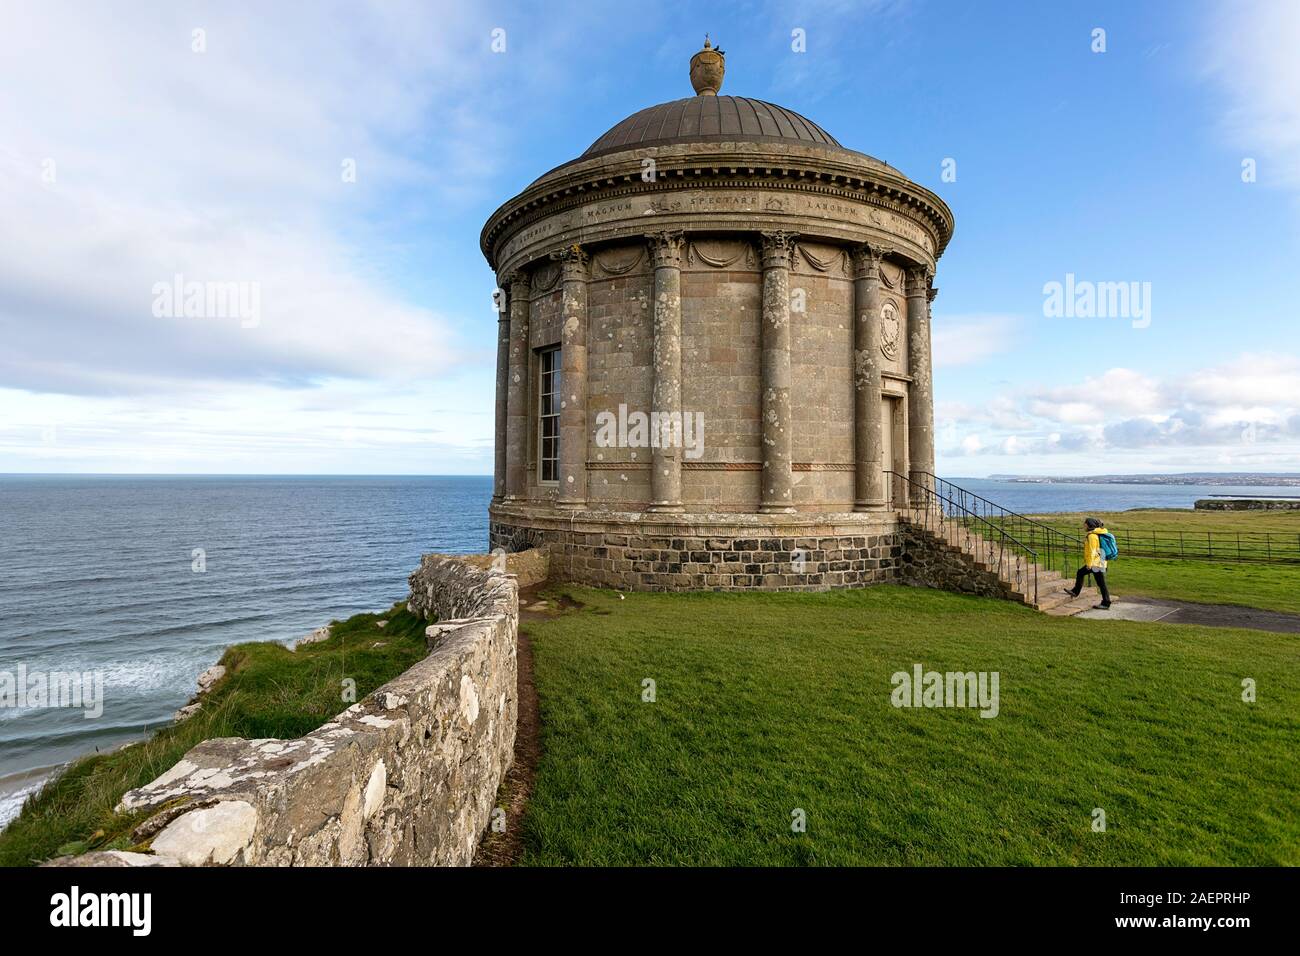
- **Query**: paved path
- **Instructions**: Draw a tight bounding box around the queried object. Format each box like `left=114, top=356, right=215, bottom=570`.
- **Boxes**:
left=1074, top=596, right=1300, bottom=634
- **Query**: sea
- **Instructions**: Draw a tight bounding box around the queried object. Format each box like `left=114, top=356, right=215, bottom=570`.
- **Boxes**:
left=2, top=473, right=1297, bottom=828
left=0, top=475, right=488, bottom=828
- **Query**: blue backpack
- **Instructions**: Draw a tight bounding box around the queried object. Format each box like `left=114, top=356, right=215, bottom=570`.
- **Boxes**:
left=1098, top=531, right=1119, bottom=561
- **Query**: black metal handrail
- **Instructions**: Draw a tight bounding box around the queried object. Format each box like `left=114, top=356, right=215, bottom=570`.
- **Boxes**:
left=888, top=470, right=1041, bottom=605
left=913, top=471, right=1084, bottom=582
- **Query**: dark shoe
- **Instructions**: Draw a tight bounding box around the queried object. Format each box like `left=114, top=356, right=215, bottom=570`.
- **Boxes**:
left=1064, top=589, right=1079, bottom=597
left=1093, top=603, right=1110, bottom=610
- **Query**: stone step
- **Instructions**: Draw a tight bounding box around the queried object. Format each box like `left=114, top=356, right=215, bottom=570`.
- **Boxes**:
left=906, top=519, right=1086, bottom=614
left=1032, top=589, right=1078, bottom=611
left=1041, top=591, right=1101, bottom=616
left=903, top=508, right=1091, bottom=616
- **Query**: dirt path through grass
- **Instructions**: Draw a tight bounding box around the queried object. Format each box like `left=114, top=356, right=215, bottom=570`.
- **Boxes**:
left=472, top=584, right=549, bottom=866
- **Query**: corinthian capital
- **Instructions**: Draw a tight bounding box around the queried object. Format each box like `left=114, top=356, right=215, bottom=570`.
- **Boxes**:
left=904, top=263, right=935, bottom=296
left=759, top=230, right=798, bottom=270
left=850, top=243, right=893, bottom=280
left=505, top=269, right=531, bottom=298
left=550, top=244, right=589, bottom=281
left=646, top=231, right=685, bottom=269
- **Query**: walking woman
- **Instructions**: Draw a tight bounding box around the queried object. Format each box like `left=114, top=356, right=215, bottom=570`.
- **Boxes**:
left=1065, top=517, right=1114, bottom=609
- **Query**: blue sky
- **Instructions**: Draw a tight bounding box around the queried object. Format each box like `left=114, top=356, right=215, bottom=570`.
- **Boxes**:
left=1, top=0, right=1297, bottom=475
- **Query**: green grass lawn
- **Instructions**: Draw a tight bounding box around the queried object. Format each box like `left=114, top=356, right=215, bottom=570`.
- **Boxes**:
left=978, top=506, right=1300, bottom=612
left=0, top=602, right=429, bottom=867
left=519, top=585, right=1299, bottom=866
left=1109, top=556, right=1300, bottom=615
left=1021, top=507, right=1300, bottom=564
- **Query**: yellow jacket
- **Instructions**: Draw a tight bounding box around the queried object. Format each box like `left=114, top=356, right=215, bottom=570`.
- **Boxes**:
left=1084, top=527, right=1109, bottom=571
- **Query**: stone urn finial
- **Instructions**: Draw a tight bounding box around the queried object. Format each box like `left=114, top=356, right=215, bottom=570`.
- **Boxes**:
left=690, top=36, right=725, bottom=96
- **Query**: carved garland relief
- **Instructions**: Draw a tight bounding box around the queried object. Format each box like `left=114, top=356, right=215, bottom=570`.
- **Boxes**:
left=686, top=239, right=754, bottom=269
left=592, top=247, right=646, bottom=276
left=530, top=262, right=561, bottom=293
left=795, top=243, right=850, bottom=277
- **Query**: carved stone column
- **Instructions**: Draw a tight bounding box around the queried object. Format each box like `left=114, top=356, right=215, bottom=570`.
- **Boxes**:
left=647, top=231, right=685, bottom=512
left=759, top=231, right=797, bottom=513
left=493, top=276, right=511, bottom=503
left=852, top=245, right=890, bottom=511
left=554, top=245, right=589, bottom=510
left=504, top=271, right=531, bottom=500
left=905, top=264, right=936, bottom=505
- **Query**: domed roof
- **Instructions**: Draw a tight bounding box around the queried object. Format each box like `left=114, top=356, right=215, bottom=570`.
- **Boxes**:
left=582, top=94, right=843, bottom=160
left=483, top=39, right=959, bottom=273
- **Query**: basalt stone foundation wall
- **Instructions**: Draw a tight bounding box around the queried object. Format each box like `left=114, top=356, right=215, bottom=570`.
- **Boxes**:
left=490, top=506, right=902, bottom=591
left=896, top=524, right=1013, bottom=599
left=49, top=558, right=517, bottom=868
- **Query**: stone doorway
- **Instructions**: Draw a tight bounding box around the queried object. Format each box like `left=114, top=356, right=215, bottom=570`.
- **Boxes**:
left=882, top=394, right=907, bottom=507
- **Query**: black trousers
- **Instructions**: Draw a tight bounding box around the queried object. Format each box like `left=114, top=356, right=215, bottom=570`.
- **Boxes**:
left=1073, top=567, right=1111, bottom=605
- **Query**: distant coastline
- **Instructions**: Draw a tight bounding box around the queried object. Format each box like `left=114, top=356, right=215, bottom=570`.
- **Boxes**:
left=986, top=473, right=1300, bottom=487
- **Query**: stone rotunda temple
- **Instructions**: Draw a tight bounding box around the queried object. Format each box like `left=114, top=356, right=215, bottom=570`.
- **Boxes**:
left=482, top=40, right=954, bottom=591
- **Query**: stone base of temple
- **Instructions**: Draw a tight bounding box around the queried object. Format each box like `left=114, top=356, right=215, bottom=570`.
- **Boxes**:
left=488, top=502, right=902, bottom=592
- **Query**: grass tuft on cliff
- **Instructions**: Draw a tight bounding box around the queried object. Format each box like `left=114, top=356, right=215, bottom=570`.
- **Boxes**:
left=0, top=602, right=430, bottom=867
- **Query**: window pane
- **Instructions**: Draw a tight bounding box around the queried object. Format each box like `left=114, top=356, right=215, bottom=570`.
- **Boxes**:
left=538, top=345, right=560, bottom=484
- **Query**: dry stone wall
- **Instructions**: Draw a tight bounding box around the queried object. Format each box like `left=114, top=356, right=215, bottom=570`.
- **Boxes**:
left=418, top=546, right=550, bottom=590
left=1194, top=498, right=1300, bottom=511
left=49, top=558, right=517, bottom=868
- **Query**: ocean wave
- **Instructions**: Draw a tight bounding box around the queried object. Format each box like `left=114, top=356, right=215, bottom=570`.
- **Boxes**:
left=0, top=652, right=213, bottom=706
left=0, top=777, right=47, bottom=830
left=0, top=475, right=492, bottom=782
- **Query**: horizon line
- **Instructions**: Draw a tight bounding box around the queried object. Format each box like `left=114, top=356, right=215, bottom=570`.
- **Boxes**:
left=2, top=470, right=1300, bottom=480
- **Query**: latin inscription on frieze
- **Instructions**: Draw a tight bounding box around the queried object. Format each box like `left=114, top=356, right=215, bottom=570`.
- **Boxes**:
left=499, top=186, right=935, bottom=263
left=586, top=201, right=634, bottom=219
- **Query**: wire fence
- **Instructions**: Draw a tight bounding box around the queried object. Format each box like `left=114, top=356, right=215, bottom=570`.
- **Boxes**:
left=1106, top=529, right=1300, bottom=564
left=909, top=479, right=1300, bottom=566
left=977, top=519, right=1300, bottom=564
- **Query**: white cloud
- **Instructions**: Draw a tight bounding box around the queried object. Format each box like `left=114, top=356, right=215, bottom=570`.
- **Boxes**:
left=1026, top=369, right=1163, bottom=425
left=0, top=380, right=494, bottom=474
left=1172, top=353, right=1300, bottom=406
left=0, top=2, right=497, bottom=399
left=932, top=314, right=1019, bottom=369
left=1203, top=0, right=1300, bottom=191
left=938, top=353, right=1300, bottom=470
